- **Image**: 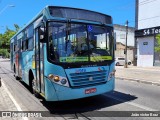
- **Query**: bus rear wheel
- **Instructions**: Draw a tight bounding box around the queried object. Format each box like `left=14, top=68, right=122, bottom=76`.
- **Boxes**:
left=29, top=71, right=40, bottom=98
left=14, top=65, right=20, bottom=80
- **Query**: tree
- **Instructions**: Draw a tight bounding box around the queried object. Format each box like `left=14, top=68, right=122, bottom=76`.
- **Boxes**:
left=1, top=27, right=16, bottom=46
left=155, top=34, right=160, bottom=52
left=0, top=24, right=20, bottom=58
left=14, top=24, right=20, bottom=32
left=0, top=34, right=2, bottom=46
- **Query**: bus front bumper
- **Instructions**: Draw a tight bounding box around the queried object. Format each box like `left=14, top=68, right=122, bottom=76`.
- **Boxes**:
left=44, top=77, right=115, bottom=101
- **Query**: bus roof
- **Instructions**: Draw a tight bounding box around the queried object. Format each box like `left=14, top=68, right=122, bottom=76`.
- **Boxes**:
left=48, top=6, right=112, bottom=24
left=11, top=6, right=112, bottom=40
left=48, top=6, right=112, bottom=19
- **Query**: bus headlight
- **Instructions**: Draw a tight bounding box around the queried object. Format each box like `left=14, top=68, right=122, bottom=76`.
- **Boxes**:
left=54, top=76, right=60, bottom=82
left=48, top=74, right=54, bottom=79
left=48, top=74, right=60, bottom=82
left=48, top=74, right=69, bottom=87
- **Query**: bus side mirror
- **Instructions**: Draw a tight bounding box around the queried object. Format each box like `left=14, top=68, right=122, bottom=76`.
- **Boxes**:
left=39, top=23, right=46, bottom=43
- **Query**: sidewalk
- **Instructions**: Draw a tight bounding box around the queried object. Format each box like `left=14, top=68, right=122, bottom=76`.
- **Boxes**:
left=0, top=59, right=19, bottom=118
left=115, top=65, right=160, bottom=86
left=0, top=78, right=18, bottom=112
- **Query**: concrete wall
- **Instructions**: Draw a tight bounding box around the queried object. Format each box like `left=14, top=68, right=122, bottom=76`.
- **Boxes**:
left=137, top=36, right=154, bottom=67
left=138, top=0, right=160, bottom=29
left=136, top=0, right=160, bottom=67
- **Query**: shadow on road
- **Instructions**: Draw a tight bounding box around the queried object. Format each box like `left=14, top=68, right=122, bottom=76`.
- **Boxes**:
left=40, top=91, right=137, bottom=115
left=13, top=79, right=138, bottom=117
left=17, top=78, right=137, bottom=117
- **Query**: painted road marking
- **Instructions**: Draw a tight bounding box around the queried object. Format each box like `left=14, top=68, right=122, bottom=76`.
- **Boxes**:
left=2, top=79, right=28, bottom=120
left=104, top=94, right=158, bottom=111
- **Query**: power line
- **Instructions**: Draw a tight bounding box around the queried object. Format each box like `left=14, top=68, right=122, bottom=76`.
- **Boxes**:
left=139, top=0, right=158, bottom=6
left=139, top=0, right=152, bottom=4
left=115, top=15, right=160, bottom=27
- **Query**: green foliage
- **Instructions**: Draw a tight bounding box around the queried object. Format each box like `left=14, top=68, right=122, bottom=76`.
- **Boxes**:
left=14, top=24, right=20, bottom=32
left=0, top=49, right=10, bottom=58
left=0, top=24, right=20, bottom=58
left=155, top=34, right=160, bottom=52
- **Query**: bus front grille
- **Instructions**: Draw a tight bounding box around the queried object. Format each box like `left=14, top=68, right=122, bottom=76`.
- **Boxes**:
left=69, top=71, right=108, bottom=87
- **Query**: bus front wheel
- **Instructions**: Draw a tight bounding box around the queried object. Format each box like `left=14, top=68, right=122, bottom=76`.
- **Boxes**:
left=31, top=79, right=40, bottom=98
left=32, top=79, right=39, bottom=97
left=29, top=71, right=39, bottom=98
left=14, top=65, right=20, bottom=80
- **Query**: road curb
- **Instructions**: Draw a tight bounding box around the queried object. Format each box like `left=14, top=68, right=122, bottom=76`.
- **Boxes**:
left=116, top=77, right=160, bottom=86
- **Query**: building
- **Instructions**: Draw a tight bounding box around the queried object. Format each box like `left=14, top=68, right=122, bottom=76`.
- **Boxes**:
left=115, top=42, right=135, bottom=62
left=114, top=24, right=135, bottom=62
left=135, top=0, right=160, bottom=67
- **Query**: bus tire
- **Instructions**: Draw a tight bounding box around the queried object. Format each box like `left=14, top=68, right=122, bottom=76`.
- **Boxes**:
left=29, top=71, right=40, bottom=98
left=14, top=65, right=20, bottom=80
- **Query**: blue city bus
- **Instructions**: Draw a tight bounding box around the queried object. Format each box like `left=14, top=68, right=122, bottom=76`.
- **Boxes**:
left=10, top=6, right=116, bottom=101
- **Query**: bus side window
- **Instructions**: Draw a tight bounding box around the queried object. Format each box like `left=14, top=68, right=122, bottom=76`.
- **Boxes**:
left=22, top=41, right=24, bottom=51
left=22, top=41, right=26, bottom=51
left=14, top=44, right=16, bottom=52
left=28, top=38, right=34, bottom=50
left=26, top=40, right=28, bottom=50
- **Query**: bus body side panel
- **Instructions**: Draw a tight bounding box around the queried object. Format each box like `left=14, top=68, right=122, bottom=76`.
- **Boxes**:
left=18, top=40, right=22, bottom=78
left=14, top=52, right=18, bottom=75
left=44, top=77, right=59, bottom=101
left=15, top=39, right=21, bottom=77
left=13, top=39, right=18, bottom=76
left=21, top=51, right=34, bottom=85
left=109, top=62, right=115, bottom=89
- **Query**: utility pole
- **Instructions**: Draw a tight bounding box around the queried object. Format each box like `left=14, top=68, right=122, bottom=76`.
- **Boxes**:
left=0, top=77, right=1, bottom=87
left=124, top=20, right=128, bottom=68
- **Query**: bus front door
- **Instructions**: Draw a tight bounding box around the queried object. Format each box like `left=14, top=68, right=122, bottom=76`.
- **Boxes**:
left=35, top=28, right=45, bottom=95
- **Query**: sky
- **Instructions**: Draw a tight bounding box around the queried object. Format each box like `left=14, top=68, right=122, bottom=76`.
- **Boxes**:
left=0, top=0, right=135, bottom=33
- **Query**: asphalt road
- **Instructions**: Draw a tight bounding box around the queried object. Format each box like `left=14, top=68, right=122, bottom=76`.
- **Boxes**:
left=0, top=59, right=160, bottom=120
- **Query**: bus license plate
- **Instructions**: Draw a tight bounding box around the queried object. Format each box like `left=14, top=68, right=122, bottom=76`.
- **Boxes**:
left=85, top=88, right=96, bottom=94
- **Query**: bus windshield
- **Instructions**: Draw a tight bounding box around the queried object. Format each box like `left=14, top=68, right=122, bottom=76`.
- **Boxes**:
left=48, top=22, right=113, bottom=63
